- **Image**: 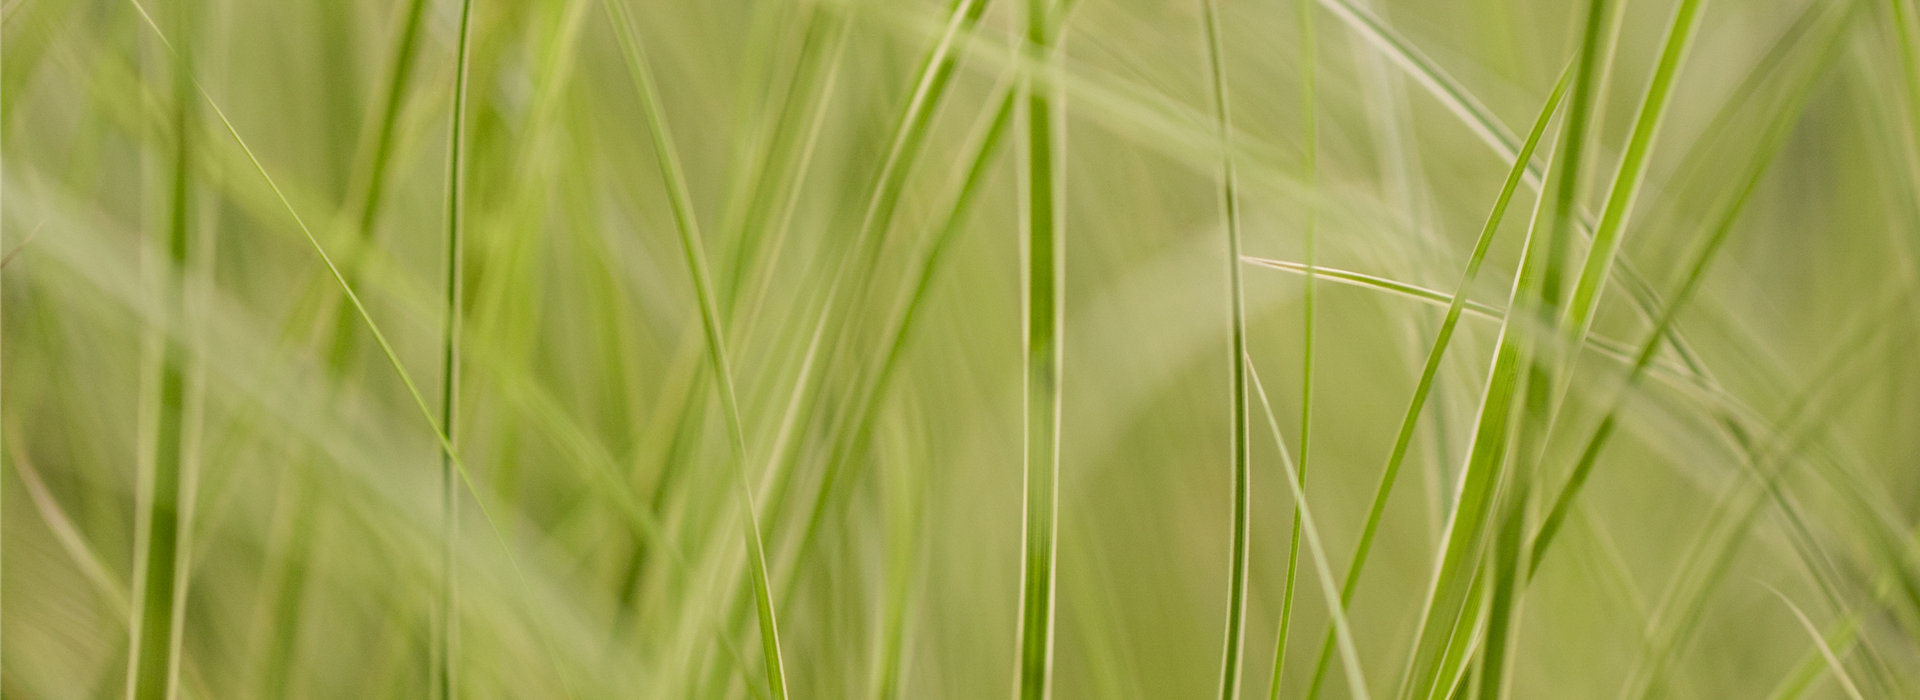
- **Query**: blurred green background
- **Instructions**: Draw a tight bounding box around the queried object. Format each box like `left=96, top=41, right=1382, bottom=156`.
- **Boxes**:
left=4, top=0, right=1919, bottom=698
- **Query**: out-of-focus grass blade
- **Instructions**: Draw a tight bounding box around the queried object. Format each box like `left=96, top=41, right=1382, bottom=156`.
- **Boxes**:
left=600, top=1, right=791, bottom=697
left=1289, top=59, right=1571, bottom=700
left=1269, top=0, right=1317, bottom=694
left=1764, top=586, right=1866, bottom=700
left=128, top=4, right=199, bottom=696
left=1198, top=0, right=1254, bottom=696
left=433, top=0, right=476, bottom=696
left=1249, top=362, right=1373, bottom=700
left=1015, top=0, right=1065, bottom=695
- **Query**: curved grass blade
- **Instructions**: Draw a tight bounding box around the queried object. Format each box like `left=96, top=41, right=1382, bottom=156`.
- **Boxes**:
left=761, top=0, right=995, bottom=560
left=1765, top=586, right=1867, bottom=700
left=1316, top=0, right=1720, bottom=384
left=600, top=1, right=790, bottom=697
left=1238, top=258, right=1738, bottom=402
left=120, top=5, right=583, bottom=696
left=1197, top=0, right=1254, bottom=696
left=1392, top=1, right=1612, bottom=692
left=1292, top=60, right=1572, bottom=700
left=5, top=430, right=129, bottom=614
left=1241, top=257, right=1506, bottom=321
left=1528, top=4, right=1835, bottom=575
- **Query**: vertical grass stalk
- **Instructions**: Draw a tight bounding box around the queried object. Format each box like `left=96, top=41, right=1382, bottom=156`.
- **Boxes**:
left=434, top=0, right=476, bottom=697
left=1269, top=0, right=1316, bottom=695
left=128, top=3, right=196, bottom=697
left=1015, top=0, right=1064, bottom=696
left=1200, top=0, right=1251, bottom=697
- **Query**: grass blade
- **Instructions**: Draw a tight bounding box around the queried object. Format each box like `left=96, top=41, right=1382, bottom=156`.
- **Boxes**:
left=601, top=1, right=790, bottom=697
left=1294, top=61, right=1572, bottom=700
left=128, top=6, right=198, bottom=696
left=1557, top=0, right=1710, bottom=372
left=1198, top=0, right=1253, bottom=697
left=435, top=0, right=476, bottom=697
left=1268, top=0, right=1317, bottom=694
left=1765, top=586, right=1867, bottom=700
left=1527, top=0, right=1841, bottom=576
left=1249, top=363, right=1373, bottom=700
left=1016, top=0, right=1065, bottom=696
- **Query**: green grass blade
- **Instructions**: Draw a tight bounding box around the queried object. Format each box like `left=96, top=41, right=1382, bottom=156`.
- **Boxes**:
left=1269, top=0, right=1317, bottom=694
left=601, top=1, right=790, bottom=697
left=1248, top=363, right=1373, bottom=700
left=1317, top=0, right=1714, bottom=384
left=128, top=6, right=197, bottom=696
left=1294, top=61, right=1572, bottom=700
left=1765, top=586, right=1867, bottom=700
left=1528, top=16, right=1833, bottom=574
left=435, top=0, right=476, bottom=696
left=1199, top=0, right=1253, bottom=696
left=1016, top=0, right=1064, bottom=696
left=1241, top=258, right=1506, bottom=324
left=1391, top=1, right=1613, bottom=694
left=1557, top=0, right=1709, bottom=367
left=762, top=0, right=994, bottom=573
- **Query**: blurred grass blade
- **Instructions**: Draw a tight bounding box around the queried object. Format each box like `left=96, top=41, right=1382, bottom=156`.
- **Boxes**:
left=1016, top=0, right=1065, bottom=696
left=1198, top=0, right=1254, bottom=696
left=1269, top=0, right=1317, bottom=694
left=1249, top=363, right=1372, bottom=700
left=128, top=5, right=198, bottom=696
left=1764, top=586, right=1866, bottom=700
left=1294, top=60, right=1571, bottom=700
left=5, top=431, right=128, bottom=613
left=601, top=0, right=790, bottom=697
left=435, top=0, right=476, bottom=697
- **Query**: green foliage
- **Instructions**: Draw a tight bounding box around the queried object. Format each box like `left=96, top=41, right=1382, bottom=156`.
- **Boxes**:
left=5, top=0, right=1919, bottom=699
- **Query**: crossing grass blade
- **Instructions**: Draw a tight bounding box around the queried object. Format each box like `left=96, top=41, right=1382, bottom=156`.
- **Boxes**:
left=127, top=5, right=197, bottom=696
left=1765, top=586, right=1867, bottom=700
left=1249, top=363, right=1372, bottom=700
left=1555, top=0, right=1709, bottom=377
left=1391, top=2, right=1611, bottom=696
left=1528, top=0, right=1846, bottom=577
left=1293, top=60, right=1572, bottom=700
left=601, top=0, right=790, bottom=697
left=15, top=1, right=1920, bottom=699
